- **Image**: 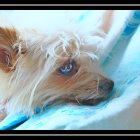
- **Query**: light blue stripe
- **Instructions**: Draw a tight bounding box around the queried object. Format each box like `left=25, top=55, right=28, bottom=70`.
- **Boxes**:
left=76, top=10, right=92, bottom=23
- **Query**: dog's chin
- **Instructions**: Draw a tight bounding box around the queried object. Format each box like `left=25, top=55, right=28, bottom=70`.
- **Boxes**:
left=55, top=92, right=111, bottom=106
left=76, top=95, right=109, bottom=106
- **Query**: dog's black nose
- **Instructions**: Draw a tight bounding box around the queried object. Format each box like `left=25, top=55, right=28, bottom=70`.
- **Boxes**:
left=99, top=79, right=114, bottom=93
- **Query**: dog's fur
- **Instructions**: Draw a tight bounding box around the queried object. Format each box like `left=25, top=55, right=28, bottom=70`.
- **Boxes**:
left=0, top=10, right=129, bottom=121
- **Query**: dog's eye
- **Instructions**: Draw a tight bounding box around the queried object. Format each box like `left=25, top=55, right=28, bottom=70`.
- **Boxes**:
left=58, top=60, right=76, bottom=76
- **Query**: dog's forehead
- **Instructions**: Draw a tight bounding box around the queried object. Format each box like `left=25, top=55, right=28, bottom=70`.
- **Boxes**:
left=19, top=30, right=99, bottom=64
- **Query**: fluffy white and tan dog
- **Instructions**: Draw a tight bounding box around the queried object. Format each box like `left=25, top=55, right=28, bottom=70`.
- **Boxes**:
left=0, top=10, right=130, bottom=121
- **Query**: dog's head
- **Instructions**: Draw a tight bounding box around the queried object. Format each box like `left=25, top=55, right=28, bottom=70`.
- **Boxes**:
left=0, top=27, right=114, bottom=115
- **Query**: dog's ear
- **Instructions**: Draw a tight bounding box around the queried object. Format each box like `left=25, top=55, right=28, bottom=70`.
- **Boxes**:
left=98, top=10, right=114, bottom=34
left=0, top=27, right=19, bottom=72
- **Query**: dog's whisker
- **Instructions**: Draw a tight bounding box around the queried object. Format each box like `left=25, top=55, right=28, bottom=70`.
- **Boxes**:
left=96, top=76, right=100, bottom=95
left=75, top=96, right=81, bottom=105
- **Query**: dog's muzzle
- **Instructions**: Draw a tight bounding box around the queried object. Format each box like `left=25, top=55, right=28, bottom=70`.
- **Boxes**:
left=78, top=79, right=114, bottom=106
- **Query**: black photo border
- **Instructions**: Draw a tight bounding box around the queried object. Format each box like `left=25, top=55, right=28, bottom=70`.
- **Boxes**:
left=0, top=4, right=140, bottom=136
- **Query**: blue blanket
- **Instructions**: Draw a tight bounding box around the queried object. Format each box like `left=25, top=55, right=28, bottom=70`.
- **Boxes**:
left=0, top=10, right=140, bottom=130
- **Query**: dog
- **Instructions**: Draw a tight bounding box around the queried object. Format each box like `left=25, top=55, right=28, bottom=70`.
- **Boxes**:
left=0, top=10, right=129, bottom=121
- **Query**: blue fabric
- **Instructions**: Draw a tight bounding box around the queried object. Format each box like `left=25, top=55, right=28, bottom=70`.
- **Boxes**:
left=0, top=10, right=140, bottom=130
left=0, top=114, right=28, bottom=130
